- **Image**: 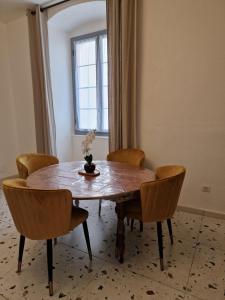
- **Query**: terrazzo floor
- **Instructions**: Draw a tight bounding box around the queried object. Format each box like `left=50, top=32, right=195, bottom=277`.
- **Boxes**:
left=0, top=189, right=224, bottom=300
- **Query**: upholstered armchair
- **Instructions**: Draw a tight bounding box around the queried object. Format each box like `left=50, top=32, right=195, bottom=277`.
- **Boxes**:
left=3, top=178, right=92, bottom=296
left=16, top=153, right=59, bottom=179
left=98, top=148, right=145, bottom=225
left=16, top=153, right=60, bottom=244
left=107, top=148, right=145, bottom=167
left=124, top=165, right=186, bottom=270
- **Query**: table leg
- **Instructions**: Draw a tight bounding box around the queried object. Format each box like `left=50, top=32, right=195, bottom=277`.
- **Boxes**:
left=115, top=202, right=125, bottom=263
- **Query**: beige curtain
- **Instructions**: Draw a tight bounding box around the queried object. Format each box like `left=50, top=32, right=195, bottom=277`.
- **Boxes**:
left=27, top=6, right=57, bottom=155
left=107, top=0, right=138, bottom=152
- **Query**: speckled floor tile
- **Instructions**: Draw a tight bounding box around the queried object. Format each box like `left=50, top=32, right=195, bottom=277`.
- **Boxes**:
left=124, top=218, right=198, bottom=257
left=184, top=294, right=204, bottom=300
left=78, top=263, right=186, bottom=300
left=186, top=245, right=225, bottom=300
left=0, top=264, right=53, bottom=300
left=0, top=243, right=104, bottom=300
left=58, top=213, right=118, bottom=261
left=1, top=189, right=225, bottom=300
left=125, top=210, right=202, bottom=252
left=79, top=199, right=115, bottom=217
left=0, top=223, right=47, bottom=277
left=0, top=198, right=13, bottom=225
left=122, top=234, right=195, bottom=291
left=0, top=221, right=19, bottom=273
left=171, top=211, right=203, bottom=245
left=198, top=216, right=225, bottom=251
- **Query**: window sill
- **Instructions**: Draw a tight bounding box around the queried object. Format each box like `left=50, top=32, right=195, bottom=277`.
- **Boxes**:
left=72, top=134, right=108, bottom=139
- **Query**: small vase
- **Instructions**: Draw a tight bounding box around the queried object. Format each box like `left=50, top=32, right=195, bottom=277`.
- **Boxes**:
left=84, top=162, right=96, bottom=173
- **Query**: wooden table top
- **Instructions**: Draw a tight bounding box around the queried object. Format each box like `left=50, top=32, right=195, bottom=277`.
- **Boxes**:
left=27, top=161, right=155, bottom=201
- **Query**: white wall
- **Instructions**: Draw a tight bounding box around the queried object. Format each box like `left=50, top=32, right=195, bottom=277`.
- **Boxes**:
left=72, top=135, right=108, bottom=161
left=48, top=25, right=73, bottom=162
left=48, top=0, right=105, bottom=19
left=0, top=17, right=36, bottom=179
left=6, top=17, right=36, bottom=155
left=138, top=0, right=225, bottom=214
left=69, top=19, right=106, bottom=37
left=0, top=22, right=18, bottom=178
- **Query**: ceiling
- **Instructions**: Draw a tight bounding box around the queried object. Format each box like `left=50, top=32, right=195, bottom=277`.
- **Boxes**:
left=48, top=1, right=106, bottom=32
left=0, top=0, right=106, bottom=25
left=0, top=0, right=55, bottom=23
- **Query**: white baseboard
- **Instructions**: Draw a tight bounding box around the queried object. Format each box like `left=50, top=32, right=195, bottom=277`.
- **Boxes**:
left=177, top=204, right=225, bottom=220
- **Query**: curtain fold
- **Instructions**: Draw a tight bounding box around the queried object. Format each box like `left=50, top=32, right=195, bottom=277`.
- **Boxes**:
left=27, top=6, right=57, bottom=155
left=107, top=0, right=137, bottom=152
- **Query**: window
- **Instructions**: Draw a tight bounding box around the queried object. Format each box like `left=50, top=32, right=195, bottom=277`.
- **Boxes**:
left=71, top=31, right=108, bottom=135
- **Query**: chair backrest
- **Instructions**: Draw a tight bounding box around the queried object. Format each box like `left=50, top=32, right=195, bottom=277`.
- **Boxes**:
left=140, top=165, right=186, bottom=222
left=3, top=178, right=72, bottom=240
left=107, top=148, right=145, bottom=167
left=16, top=153, right=59, bottom=179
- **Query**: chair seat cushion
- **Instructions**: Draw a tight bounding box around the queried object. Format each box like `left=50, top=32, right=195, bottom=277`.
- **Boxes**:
left=70, top=206, right=88, bottom=230
left=124, top=199, right=142, bottom=220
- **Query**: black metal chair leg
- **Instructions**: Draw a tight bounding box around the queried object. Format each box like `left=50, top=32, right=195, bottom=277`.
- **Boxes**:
left=127, top=217, right=130, bottom=226
left=131, top=219, right=134, bottom=232
left=75, top=199, right=80, bottom=207
left=156, top=222, right=164, bottom=271
left=167, top=219, right=174, bottom=245
left=82, top=221, right=92, bottom=261
left=139, top=221, right=143, bottom=232
left=98, top=199, right=102, bottom=217
left=115, top=225, right=119, bottom=258
left=17, top=235, right=25, bottom=273
left=47, top=239, right=53, bottom=296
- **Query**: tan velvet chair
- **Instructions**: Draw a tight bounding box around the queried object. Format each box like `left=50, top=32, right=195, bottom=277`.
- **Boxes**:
left=3, top=178, right=92, bottom=296
left=16, top=153, right=59, bottom=179
left=124, top=165, right=186, bottom=270
left=16, top=153, right=60, bottom=245
left=107, top=148, right=145, bottom=167
left=98, top=149, right=145, bottom=224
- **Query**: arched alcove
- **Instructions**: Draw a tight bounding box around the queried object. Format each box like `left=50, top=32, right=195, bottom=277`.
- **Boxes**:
left=47, top=0, right=105, bottom=20
left=48, top=0, right=108, bottom=162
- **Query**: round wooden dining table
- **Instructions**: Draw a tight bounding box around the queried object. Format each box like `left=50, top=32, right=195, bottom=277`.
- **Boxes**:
left=27, top=160, right=155, bottom=263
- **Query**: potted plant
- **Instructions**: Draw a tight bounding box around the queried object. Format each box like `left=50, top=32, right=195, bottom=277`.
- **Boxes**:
left=81, top=130, right=96, bottom=173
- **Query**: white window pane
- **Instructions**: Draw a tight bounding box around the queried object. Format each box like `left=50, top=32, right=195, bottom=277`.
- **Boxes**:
left=88, top=40, right=96, bottom=64
left=102, top=63, right=108, bottom=86
left=102, top=36, right=108, bottom=63
left=78, top=66, right=89, bottom=88
left=74, top=33, right=109, bottom=133
left=79, top=88, right=96, bottom=109
left=79, top=109, right=97, bottom=130
left=88, top=109, right=97, bottom=129
left=88, top=65, right=96, bottom=86
left=79, top=110, right=89, bottom=129
left=79, top=89, right=88, bottom=108
left=88, top=88, right=97, bottom=108
left=76, top=38, right=96, bottom=66
left=103, top=109, right=108, bottom=131
left=103, top=86, right=108, bottom=108
left=78, top=64, right=96, bottom=88
left=77, top=42, right=88, bottom=66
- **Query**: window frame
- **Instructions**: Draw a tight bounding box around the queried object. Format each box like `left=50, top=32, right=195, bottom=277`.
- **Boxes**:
left=71, top=30, right=108, bottom=136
